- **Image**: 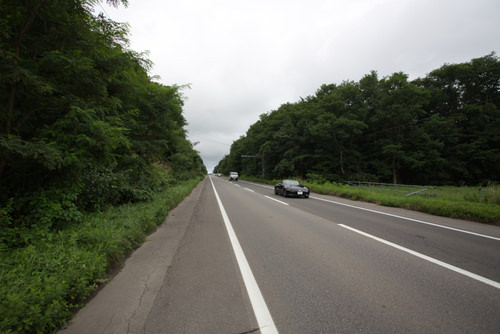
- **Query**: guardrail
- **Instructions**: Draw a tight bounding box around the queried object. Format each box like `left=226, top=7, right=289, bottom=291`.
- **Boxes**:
left=346, top=181, right=435, bottom=197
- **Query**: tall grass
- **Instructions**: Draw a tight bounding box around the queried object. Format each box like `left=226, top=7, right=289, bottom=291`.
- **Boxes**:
left=304, top=182, right=500, bottom=224
left=243, top=176, right=500, bottom=225
left=0, top=177, right=202, bottom=334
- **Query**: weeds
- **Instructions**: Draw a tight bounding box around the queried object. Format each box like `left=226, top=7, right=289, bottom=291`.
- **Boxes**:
left=0, top=177, right=202, bottom=333
left=302, top=181, right=500, bottom=224
left=243, top=176, right=500, bottom=224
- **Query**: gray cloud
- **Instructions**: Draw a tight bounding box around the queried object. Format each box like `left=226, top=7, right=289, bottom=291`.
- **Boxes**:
left=99, top=0, right=500, bottom=172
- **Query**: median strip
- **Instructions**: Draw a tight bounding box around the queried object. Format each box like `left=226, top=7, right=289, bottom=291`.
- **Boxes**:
left=339, top=224, right=500, bottom=290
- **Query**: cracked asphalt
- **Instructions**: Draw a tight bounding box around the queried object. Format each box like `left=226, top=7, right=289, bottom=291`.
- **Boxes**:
left=58, top=175, right=500, bottom=333
left=59, top=178, right=257, bottom=334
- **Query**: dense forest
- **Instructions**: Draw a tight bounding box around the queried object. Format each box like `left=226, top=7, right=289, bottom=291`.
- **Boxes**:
left=215, top=53, right=500, bottom=186
left=1, top=0, right=206, bottom=248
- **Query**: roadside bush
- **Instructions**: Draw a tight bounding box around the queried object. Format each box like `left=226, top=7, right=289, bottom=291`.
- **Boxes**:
left=305, top=173, right=327, bottom=185
left=0, top=177, right=202, bottom=333
left=1, top=185, right=83, bottom=249
left=0, top=240, right=108, bottom=333
left=0, top=199, right=16, bottom=250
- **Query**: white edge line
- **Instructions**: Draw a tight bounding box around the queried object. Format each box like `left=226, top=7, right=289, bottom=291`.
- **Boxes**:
left=210, top=178, right=279, bottom=334
left=265, top=196, right=289, bottom=206
left=312, top=196, right=500, bottom=241
left=339, top=224, right=500, bottom=290
left=240, top=180, right=498, bottom=241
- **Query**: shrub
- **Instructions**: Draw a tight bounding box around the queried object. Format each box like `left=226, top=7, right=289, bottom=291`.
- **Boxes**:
left=0, top=177, right=202, bottom=333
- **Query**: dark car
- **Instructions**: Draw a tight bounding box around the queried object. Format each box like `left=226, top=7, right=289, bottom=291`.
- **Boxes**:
left=274, top=179, right=310, bottom=198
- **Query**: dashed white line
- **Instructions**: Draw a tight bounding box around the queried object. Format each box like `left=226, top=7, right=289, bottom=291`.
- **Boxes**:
left=241, top=180, right=499, bottom=241
left=265, top=196, right=289, bottom=206
left=339, top=224, right=500, bottom=290
left=210, top=178, right=279, bottom=334
left=245, top=188, right=255, bottom=192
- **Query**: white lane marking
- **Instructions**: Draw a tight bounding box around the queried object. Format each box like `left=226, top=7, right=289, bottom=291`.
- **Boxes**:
left=312, top=196, right=500, bottom=241
left=242, top=180, right=499, bottom=241
left=265, top=196, right=289, bottom=206
left=241, top=181, right=273, bottom=190
left=210, top=178, right=279, bottom=334
left=245, top=188, right=255, bottom=192
left=339, top=224, right=500, bottom=290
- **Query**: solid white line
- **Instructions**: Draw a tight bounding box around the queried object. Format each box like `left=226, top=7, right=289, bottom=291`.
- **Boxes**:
left=265, top=196, right=289, bottom=206
left=339, top=224, right=500, bottom=290
left=242, top=181, right=499, bottom=241
left=312, top=196, right=500, bottom=241
left=210, top=178, right=279, bottom=334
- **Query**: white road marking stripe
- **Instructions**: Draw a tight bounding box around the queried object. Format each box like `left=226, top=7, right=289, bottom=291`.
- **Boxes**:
left=242, top=181, right=499, bottom=241
left=242, top=179, right=499, bottom=240
left=245, top=188, right=255, bottom=192
left=210, top=178, right=279, bottom=334
left=265, top=196, right=289, bottom=206
left=312, top=196, right=500, bottom=241
left=339, top=224, right=500, bottom=290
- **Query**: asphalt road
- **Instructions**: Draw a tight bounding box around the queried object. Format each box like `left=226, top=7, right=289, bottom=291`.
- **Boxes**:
left=61, top=176, right=500, bottom=333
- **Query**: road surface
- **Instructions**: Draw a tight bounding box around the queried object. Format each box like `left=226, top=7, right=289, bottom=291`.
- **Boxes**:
left=60, top=176, right=500, bottom=333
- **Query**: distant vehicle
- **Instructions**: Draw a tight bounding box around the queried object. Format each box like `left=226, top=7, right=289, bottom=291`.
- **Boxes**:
left=274, top=179, right=309, bottom=198
left=229, top=172, right=239, bottom=181
left=216, top=173, right=221, bottom=177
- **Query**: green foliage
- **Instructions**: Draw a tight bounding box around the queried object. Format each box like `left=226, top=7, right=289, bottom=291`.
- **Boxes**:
left=238, top=176, right=498, bottom=223
left=216, top=53, right=500, bottom=187
left=0, top=177, right=202, bottom=334
left=302, top=181, right=500, bottom=224
left=0, top=243, right=107, bottom=333
left=0, top=1, right=205, bottom=332
left=0, top=0, right=206, bottom=246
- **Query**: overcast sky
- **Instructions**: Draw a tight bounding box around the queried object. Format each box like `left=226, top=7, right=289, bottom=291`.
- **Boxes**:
left=96, top=0, right=500, bottom=172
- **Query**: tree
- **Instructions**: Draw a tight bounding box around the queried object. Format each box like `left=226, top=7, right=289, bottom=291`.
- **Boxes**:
left=217, top=54, right=499, bottom=185
left=0, top=0, right=205, bottom=243
left=365, top=72, right=428, bottom=184
left=418, top=53, right=500, bottom=183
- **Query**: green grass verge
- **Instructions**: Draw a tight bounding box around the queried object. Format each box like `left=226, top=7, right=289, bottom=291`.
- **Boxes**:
left=0, top=177, right=202, bottom=334
left=243, top=176, right=500, bottom=225
left=311, top=183, right=499, bottom=223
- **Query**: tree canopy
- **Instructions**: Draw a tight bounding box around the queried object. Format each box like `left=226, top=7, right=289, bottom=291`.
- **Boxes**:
left=215, top=53, right=500, bottom=186
left=1, top=0, right=206, bottom=247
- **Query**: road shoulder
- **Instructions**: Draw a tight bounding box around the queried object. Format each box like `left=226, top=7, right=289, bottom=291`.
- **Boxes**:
left=59, top=178, right=207, bottom=333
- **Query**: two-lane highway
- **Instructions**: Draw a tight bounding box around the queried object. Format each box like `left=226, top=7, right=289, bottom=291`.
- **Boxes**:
left=211, top=176, right=500, bottom=333
left=61, top=176, right=500, bottom=333
left=232, top=178, right=500, bottom=284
